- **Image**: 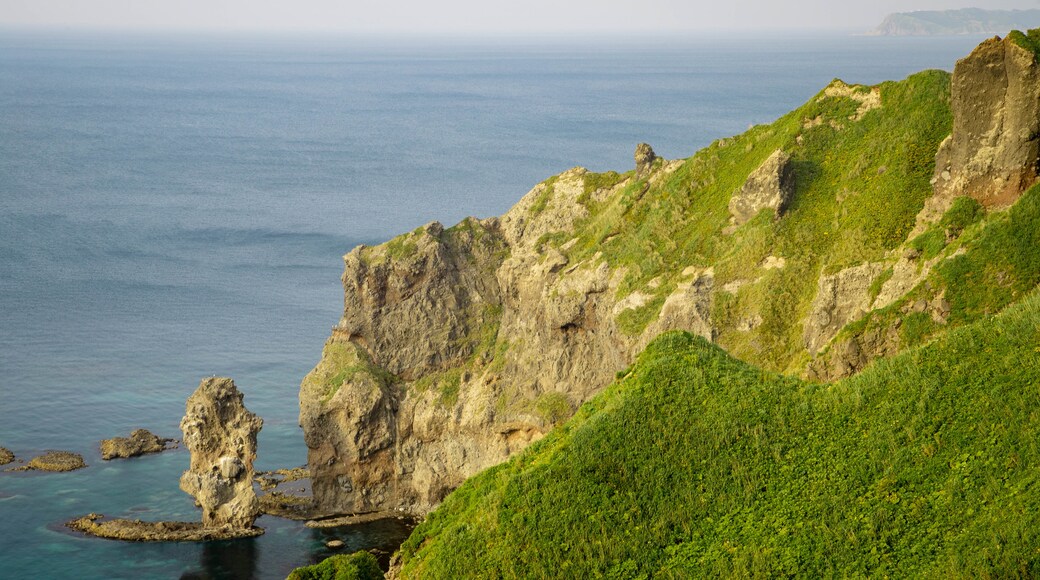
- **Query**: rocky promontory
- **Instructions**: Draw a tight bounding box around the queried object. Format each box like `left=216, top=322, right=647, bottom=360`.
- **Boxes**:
left=300, top=32, right=1040, bottom=521
left=870, top=8, right=1040, bottom=36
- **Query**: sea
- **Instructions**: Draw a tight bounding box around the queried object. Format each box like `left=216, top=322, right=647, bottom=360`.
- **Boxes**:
left=0, top=29, right=990, bottom=579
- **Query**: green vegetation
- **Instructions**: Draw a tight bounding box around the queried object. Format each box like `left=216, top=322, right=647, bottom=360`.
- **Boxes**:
left=1008, top=28, right=1040, bottom=57
left=302, top=340, right=395, bottom=403
left=535, top=70, right=952, bottom=370
left=529, top=176, right=559, bottom=216
left=578, top=170, right=630, bottom=206
left=397, top=292, right=1040, bottom=578
left=940, top=196, right=983, bottom=237
left=287, top=552, right=383, bottom=580
left=867, top=267, right=894, bottom=304
left=938, top=185, right=1040, bottom=323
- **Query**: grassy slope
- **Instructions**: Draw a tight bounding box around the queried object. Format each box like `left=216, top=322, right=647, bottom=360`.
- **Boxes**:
left=396, top=291, right=1040, bottom=578
left=287, top=552, right=383, bottom=580
left=353, top=70, right=952, bottom=380
left=541, top=69, right=952, bottom=373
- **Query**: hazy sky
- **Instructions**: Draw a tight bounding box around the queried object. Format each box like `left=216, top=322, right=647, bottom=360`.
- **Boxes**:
left=2, top=0, right=1040, bottom=34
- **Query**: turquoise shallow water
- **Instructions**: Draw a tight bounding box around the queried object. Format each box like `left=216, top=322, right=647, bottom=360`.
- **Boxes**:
left=0, top=30, right=988, bottom=578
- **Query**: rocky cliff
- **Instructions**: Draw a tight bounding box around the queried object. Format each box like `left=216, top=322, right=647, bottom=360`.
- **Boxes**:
left=301, top=32, right=1040, bottom=517
left=932, top=31, right=1040, bottom=209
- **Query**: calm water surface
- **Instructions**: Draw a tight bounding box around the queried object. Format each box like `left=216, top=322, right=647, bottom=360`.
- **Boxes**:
left=0, top=30, right=987, bottom=578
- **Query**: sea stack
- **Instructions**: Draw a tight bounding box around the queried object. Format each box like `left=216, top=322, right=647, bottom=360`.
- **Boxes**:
left=179, top=377, right=263, bottom=529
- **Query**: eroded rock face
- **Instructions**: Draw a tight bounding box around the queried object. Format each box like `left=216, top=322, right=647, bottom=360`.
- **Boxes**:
left=803, top=262, right=886, bottom=356
left=100, top=429, right=175, bottom=460
left=634, top=142, right=657, bottom=175
left=728, top=149, right=794, bottom=225
left=300, top=165, right=713, bottom=517
left=179, top=378, right=262, bottom=529
left=933, top=33, right=1040, bottom=208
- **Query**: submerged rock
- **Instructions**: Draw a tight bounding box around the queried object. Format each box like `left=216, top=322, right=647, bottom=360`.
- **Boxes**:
left=0, top=447, right=13, bottom=466
left=100, top=429, right=176, bottom=460
left=10, top=451, right=85, bottom=472
left=179, top=377, right=263, bottom=529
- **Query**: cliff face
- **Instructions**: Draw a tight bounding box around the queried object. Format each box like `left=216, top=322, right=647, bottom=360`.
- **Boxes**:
left=300, top=158, right=720, bottom=515
left=932, top=32, right=1040, bottom=209
left=302, top=32, right=1040, bottom=517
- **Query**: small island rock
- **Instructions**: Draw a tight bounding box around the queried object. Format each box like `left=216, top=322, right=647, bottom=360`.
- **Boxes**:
left=100, top=429, right=175, bottom=460
left=13, top=451, right=86, bottom=472
left=0, top=447, right=14, bottom=465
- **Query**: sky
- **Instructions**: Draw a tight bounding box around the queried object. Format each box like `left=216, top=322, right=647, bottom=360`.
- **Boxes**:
left=2, top=0, right=1040, bottom=35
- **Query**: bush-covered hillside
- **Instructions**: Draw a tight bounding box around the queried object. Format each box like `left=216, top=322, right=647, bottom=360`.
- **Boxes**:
left=395, top=291, right=1040, bottom=578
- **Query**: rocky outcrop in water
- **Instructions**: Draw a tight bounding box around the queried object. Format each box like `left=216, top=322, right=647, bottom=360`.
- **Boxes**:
left=728, top=149, right=794, bottom=225
left=179, top=377, right=263, bottom=529
left=932, top=33, right=1040, bottom=209
left=0, top=447, right=13, bottom=465
left=100, top=429, right=176, bottom=460
left=67, top=513, right=262, bottom=542
left=67, top=378, right=265, bottom=542
left=9, top=451, right=85, bottom=472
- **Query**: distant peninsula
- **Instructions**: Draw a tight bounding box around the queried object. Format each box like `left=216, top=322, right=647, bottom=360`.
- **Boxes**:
left=870, top=8, right=1040, bottom=36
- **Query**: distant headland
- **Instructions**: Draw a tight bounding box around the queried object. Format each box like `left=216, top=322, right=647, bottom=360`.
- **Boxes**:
left=870, top=7, right=1040, bottom=36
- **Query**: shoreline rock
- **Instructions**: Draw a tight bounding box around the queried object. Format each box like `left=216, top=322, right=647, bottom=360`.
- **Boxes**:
left=66, top=513, right=263, bottom=542
left=8, top=451, right=85, bottom=472
left=305, top=511, right=410, bottom=528
left=0, top=447, right=14, bottom=466
left=255, top=466, right=310, bottom=492
left=100, top=429, right=177, bottom=460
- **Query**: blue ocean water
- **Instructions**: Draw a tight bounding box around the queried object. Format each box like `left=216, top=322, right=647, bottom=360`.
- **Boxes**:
left=0, top=30, right=988, bottom=578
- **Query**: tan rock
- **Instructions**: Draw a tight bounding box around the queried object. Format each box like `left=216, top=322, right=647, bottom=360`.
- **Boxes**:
left=728, top=149, right=794, bottom=225
left=100, top=429, right=175, bottom=460
left=932, top=33, right=1040, bottom=210
left=803, top=262, right=886, bottom=355
left=179, top=377, right=262, bottom=529
left=634, top=142, right=657, bottom=175
left=10, top=451, right=85, bottom=472
left=66, top=513, right=262, bottom=541
left=0, top=447, right=13, bottom=466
